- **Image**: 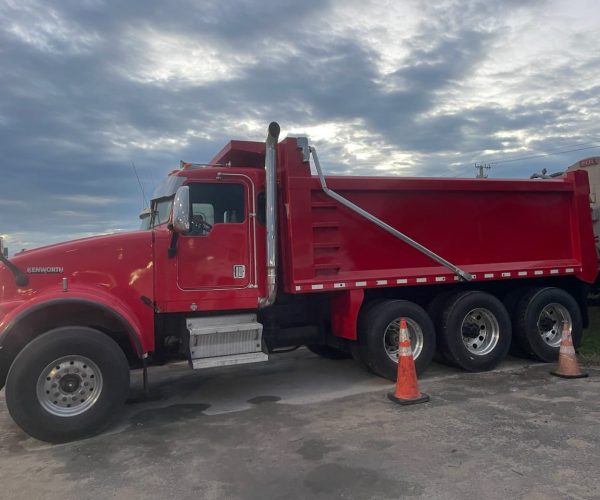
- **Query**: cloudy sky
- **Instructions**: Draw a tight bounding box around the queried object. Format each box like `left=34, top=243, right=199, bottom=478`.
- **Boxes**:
left=1, top=0, right=599, bottom=253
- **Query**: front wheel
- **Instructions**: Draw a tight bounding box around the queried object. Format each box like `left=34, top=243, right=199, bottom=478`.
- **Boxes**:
left=5, top=327, right=130, bottom=443
left=358, top=300, right=436, bottom=380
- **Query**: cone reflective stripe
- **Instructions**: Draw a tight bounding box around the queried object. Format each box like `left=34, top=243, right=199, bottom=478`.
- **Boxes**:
left=388, top=318, right=430, bottom=405
left=551, top=321, right=588, bottom=379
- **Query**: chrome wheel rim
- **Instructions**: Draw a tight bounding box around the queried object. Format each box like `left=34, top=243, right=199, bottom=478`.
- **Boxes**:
left=36, top=355, right=103, bottom=417
left=384, top=317, right=424, bottom=362
left=461, top=308, right=500, bottom=355
left=537, top=303, right=571, bottom=347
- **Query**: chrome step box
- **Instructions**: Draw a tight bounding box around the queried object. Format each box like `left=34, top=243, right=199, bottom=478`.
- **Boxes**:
left=187, top=314, right=268, bottom=369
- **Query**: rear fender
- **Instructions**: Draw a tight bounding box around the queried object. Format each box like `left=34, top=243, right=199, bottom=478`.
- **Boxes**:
left=330, top=289, right=364, bottom=340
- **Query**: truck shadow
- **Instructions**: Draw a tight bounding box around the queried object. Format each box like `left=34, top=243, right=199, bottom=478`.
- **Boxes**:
left=0, top=349, right=535, bottom=451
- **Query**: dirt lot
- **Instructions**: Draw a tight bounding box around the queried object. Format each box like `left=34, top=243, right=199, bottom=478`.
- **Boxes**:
left=0, top=350, right=599, bottom=499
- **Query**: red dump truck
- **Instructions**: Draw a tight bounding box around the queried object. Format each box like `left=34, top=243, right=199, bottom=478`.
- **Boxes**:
left=0, top=122, right=597, bottom=442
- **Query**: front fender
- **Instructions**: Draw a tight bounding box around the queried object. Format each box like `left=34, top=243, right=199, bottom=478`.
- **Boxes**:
left=0, top=285, right=149, bottom=355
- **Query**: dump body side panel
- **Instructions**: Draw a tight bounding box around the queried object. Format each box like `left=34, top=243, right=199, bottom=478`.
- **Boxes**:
left=277, top=138, right=598, bottom=293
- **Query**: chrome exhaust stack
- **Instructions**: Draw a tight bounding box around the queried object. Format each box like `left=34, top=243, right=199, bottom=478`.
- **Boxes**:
left=259, top=122, right=281, bottom=308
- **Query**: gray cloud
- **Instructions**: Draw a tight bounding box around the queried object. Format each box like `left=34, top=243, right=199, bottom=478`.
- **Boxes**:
left=0, top=0, right=599, bottom=252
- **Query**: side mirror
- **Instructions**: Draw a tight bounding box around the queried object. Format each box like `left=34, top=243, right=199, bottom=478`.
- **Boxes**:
left=172, top=186, right=190, bottom=233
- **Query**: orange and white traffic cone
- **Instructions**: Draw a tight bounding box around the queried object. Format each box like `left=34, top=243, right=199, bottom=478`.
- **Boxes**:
left=550, top=321, right=588, bottom=379
left=388, top=318, right=430, bottom=405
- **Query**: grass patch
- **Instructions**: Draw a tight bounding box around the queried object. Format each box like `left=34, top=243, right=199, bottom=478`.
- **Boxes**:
left=580, top=306, right=600, bottom=365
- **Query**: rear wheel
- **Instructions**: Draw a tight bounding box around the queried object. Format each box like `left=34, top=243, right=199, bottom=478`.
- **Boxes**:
left=439, top=291, right=511, bottom=372
left=358, top=300, right=436, bottom=380
left=503, top=287, right=532, bottom=357
left=514, top=287, right=582, bottom=362
left=5, top=327, right=130, bottom=443
left=352, top=298, right=387, bottom=370
left=427, top=289, right=458, bottom=362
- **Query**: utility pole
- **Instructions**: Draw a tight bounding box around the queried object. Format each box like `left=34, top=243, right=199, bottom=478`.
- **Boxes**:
left=475, top=162, right=491, bottom=178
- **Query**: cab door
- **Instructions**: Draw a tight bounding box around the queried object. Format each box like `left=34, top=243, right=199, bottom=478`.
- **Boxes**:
left=176, top=181, right=251, bottom=290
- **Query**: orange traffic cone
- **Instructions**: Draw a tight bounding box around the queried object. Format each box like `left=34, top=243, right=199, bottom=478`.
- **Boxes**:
left=388, top=319, right=430, bottom=405
left=550, top=321, right=588, bottom=379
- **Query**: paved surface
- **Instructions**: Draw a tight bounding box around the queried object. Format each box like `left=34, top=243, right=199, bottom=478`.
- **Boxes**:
left=0, top=350, right=599, bottom=499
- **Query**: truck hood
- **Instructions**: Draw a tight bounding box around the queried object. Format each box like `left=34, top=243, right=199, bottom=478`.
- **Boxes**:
left=8, top=231, right=137, bottom=260
left=0, top=231, right=154, bottom=306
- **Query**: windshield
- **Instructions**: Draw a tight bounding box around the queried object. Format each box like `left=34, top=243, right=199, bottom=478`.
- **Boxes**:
left=139, top=208, right=152, bottom=230
left=148, top=174, right=185, bottom=228
left=139, top=214, right=151, bottom=230
left=151, top=197, right=174, bottom=227
left=152, top=175, right=185, bottom=200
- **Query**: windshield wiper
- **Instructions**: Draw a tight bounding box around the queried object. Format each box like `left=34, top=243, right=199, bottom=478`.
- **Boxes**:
left=0, top=252, right=29, bottom=287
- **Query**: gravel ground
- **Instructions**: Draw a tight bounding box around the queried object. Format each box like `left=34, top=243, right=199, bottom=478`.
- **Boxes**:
left=0, top=350, right=598, bottom=499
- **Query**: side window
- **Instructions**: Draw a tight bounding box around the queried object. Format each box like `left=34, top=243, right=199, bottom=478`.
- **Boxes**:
left=192, top=203, right=215, bottom=226
left=188, top=183, right=245, bottom=236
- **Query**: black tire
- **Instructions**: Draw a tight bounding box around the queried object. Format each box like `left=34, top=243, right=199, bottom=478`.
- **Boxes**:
left=514, top=287, right=582, bottom=362
left=439, top=291, right=511, bottom=372
left=427, top=290, right=458, bottom=363
left=5, top=327, right=130, bottom=443
left=358, top=300, right=436, bottom=380
left=503, top=287, right=533, bottom=357
left=353, top=298, right=387, bottom=369
left=503, top=287, right=531, bottom=318
left=306, top=344, right=351, bottom=360
left=349, top=342, right=370, bottom=371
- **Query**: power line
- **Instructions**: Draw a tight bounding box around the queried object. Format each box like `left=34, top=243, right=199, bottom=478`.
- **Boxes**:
left=486, top=144, right=600, bottom=166
left=482, top=140, right=600, bottom=163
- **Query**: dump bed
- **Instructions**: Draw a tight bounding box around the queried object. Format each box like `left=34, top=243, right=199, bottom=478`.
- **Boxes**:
left=276, top=138, right=598, bottom=293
